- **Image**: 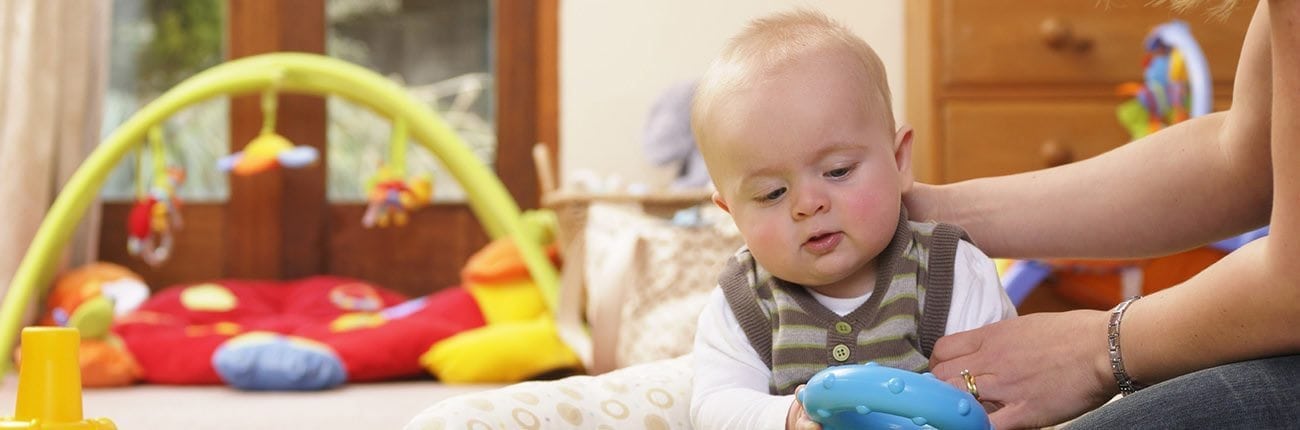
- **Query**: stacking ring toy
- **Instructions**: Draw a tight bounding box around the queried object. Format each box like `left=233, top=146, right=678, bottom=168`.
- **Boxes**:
left=797, top=362, right=991, bottom=430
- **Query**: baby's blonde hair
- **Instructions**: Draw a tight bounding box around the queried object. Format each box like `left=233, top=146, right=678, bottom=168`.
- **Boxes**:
left=692, top=8, right=893, bottom=152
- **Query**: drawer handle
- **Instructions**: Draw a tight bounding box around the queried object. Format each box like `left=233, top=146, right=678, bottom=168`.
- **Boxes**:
left=1040, top=140, right=1074, bottom=167
left=1040, top=18, right=1093, bottom=53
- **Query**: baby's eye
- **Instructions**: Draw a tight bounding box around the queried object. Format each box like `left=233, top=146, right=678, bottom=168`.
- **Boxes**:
left=826, top=166, right=853, bottom=178
left=758, top=188, right=786, bottom=202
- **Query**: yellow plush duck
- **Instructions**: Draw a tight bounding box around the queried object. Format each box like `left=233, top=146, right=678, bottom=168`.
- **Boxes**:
left=217, top=88, right=319, bottom=175
left=418, top=227, right=579, bottom=383
left=217, top=130, right=319, bottom=175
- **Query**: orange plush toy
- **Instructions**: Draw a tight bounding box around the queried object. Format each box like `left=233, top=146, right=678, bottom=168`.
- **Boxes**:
left=36, top=262, right=149, bottom=387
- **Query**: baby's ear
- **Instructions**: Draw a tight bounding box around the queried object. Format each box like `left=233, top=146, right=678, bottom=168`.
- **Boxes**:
left=712, top=191, right=731, bottom=214
left=893, top=124, right=915, bottom=192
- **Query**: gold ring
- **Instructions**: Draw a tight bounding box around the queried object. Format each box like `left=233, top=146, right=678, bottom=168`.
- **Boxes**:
left=961, top=369, right=980, bottom=399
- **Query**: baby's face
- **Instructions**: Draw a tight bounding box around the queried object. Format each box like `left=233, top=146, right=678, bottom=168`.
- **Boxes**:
left=706, top=48, right=909, bottom=298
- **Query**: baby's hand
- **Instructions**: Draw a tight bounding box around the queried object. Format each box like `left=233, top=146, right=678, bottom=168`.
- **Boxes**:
left=787, top=385, right=823, bottom=430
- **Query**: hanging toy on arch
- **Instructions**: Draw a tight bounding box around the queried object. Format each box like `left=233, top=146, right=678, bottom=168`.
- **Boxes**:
left=362, top=117, right=434, bottom=228
left=127, top=127, right=186, bottom=267
left=218, top=78, right=320, bottom=175
left=1116, top=20, right=1212, bottom=140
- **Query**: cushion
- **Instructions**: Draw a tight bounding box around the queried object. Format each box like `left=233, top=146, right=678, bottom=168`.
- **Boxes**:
left=406, top=354, right=694, bottom=430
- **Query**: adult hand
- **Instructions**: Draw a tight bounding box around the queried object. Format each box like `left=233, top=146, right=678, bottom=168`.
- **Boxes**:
left=930, top=310, right=1120, bottom=429
left=901, top=182, right=943, bottom=222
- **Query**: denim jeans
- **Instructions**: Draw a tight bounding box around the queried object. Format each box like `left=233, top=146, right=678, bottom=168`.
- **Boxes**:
left=1067, top=354, right=1300, bottom=429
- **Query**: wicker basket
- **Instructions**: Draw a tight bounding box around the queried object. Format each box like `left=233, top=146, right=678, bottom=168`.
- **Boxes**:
left=534, top=144, right=739, bottom=371
left=542, top=189, right=715, bottom=254
left=548, top=192, right=741, bottom=371
left=532, top=143, right=716, bottom=252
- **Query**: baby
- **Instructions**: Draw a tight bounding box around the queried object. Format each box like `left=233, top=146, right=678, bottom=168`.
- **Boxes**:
left=688, top=9, right=1017, bottom=430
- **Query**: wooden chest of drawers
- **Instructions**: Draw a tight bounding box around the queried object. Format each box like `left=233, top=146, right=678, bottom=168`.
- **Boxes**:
left=905, top=0, right=1255, bottom=184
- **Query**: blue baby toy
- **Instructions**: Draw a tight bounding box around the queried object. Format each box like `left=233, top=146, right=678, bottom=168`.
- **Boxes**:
left=797, top=362, right=991, bottom=430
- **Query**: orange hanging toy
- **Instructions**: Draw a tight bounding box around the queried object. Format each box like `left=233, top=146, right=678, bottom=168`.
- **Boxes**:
left=362, top=118, right=433, bottom=228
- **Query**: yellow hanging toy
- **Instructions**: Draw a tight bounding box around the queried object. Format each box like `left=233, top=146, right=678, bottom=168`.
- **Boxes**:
left=217, top=77, right=320, bottom=175
left=362, top=118, right=434, bottom=228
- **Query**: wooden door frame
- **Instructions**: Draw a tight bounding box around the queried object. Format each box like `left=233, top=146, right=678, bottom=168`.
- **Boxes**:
left=226, top=0, right=328, bottom=280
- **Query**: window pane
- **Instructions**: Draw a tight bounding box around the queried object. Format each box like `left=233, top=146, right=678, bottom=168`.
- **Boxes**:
left=101, top=0, right=228, bottom=202
left=326, top=0, right=495, bottom=203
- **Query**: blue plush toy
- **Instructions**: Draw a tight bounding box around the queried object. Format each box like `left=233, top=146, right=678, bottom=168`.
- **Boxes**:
left=797, top=362, right=991, bottom=430
left=642, top=80, right=712, bottom=189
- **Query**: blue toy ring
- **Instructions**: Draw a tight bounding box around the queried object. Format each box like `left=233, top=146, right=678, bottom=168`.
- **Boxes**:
left=797, top=362, right=992, bottom=430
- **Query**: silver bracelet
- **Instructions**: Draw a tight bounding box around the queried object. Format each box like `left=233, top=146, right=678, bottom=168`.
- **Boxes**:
left=1108, top=295, right=1145, bottom=396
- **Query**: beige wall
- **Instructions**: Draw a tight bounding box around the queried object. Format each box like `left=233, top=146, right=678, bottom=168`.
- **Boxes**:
left=559, top=0, right=905, bottom=189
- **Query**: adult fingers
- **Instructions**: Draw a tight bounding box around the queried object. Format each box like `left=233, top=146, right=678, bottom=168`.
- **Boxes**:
left=980, top=400, right=1003, bottom=416
left=988, top=402, right=1031, bottom=430
left=930, top=356, right=969, bottom=381
left=943, top=371, right=1003, bottom=404
left=931, top=348, right=991, bottom=383
left=941, top=372, right=1007, bottom=428
left=930, top=326, right=985, bottom=363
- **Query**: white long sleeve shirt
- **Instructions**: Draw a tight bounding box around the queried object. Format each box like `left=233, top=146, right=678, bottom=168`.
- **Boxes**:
left=690, top=240, right=1017, bottom=430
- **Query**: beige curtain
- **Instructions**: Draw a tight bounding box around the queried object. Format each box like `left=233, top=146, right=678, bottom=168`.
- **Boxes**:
left=0, top=0, right=110, bottom=311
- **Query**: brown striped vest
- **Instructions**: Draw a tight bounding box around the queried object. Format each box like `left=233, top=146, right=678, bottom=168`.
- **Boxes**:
left=719, top=212, right=968, bottom=395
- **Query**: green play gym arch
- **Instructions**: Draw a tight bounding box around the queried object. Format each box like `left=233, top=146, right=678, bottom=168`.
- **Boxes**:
left=0, top=53, right=560, bottom=375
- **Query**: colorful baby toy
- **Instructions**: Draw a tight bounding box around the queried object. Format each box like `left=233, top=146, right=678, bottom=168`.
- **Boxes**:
left=362, top=118, right=434, bottom=228
left=217, top=84, right=319, bottom=175
left=1116, top=20, right=1211, bottom=140
left=38, top=263, right=148, bottom=387
left=797, top=362, right=990, bottom=430
left=0, top=327, right=116, bottom=429
left=0, top=53, right=564, bottom=390
left=362, top=166, right=433, bottom=228
left=126, top=127, right=185, bottom=267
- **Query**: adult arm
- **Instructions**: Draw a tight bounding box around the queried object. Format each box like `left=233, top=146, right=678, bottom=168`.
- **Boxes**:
left=1122, top=0, right=1300, bottom=391
left=904, top=2, right=1273, bottom=259
left=929, top=3, right=1300, bottom=428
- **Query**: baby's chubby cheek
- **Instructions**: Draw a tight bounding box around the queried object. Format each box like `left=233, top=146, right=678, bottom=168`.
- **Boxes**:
left=852, top=189, right=900, bottom=220
left=740, top=219, right=792, bottom=261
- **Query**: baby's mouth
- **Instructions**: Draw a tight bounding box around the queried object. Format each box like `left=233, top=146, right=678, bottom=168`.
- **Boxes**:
left=802, top=232, right=842, bottom=255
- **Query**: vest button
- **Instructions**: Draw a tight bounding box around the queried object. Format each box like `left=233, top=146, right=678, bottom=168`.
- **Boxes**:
left=832, top=344, right=850, bottom=362
left=835, top=321, right=852, bottom=334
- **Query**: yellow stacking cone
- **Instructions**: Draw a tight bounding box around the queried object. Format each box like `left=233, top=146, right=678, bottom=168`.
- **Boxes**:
left=3, top=327, right=115, bottom=429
